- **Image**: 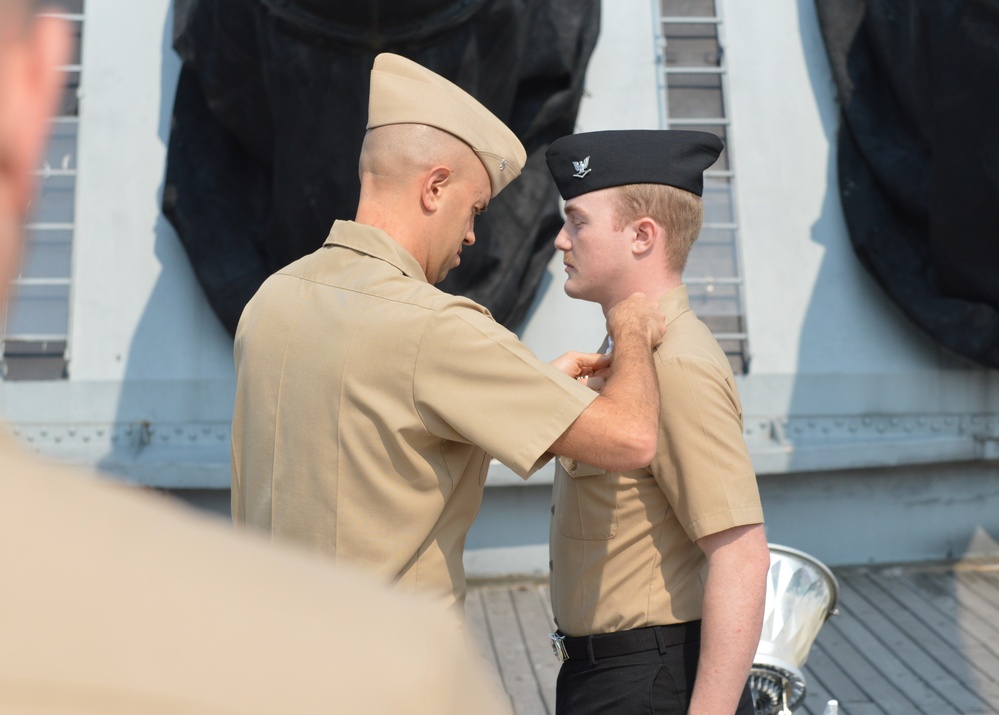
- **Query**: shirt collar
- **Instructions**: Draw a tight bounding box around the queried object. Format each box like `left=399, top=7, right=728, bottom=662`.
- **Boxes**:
left=658, top=284, right=692, bottom=328
left=323, top=220, right=429, bottom=284
left=603, top=285, right=691, bottom=353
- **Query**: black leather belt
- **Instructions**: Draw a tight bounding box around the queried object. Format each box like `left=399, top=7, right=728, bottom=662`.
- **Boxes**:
left=550, top=621, right=701, bottom=662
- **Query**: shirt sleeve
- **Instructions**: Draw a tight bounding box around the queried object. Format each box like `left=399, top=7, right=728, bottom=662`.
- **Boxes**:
left=413, top=302, right=598, bottom=478
left=649, top=353, right=764, bottom=541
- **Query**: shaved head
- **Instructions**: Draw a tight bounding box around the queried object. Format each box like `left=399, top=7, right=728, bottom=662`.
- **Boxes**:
left=359, top=123, right=481, bottom=189
left=354, top=123, right=491, bottom=283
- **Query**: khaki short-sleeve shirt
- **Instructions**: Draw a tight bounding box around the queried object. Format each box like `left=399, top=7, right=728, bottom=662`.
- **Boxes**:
left=550, top=285, right=763, bottom=636
left=0, top=430, right=511, bottom=715
left=232, top=221, right=596, bottom=608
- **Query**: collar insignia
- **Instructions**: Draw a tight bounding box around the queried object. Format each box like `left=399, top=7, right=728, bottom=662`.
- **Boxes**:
left=499, top=159, right=507, bottom=172
left=572, top=156, right=591, bottom=179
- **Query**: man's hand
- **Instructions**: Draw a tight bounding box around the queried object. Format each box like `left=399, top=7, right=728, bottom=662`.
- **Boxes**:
left=547, top=295, right=662, bottom=470
left=583, top=366, right=611, bottom=392
left=550, top=351, right=612, bottom=380
left=606, top=293, right=666, bottom=348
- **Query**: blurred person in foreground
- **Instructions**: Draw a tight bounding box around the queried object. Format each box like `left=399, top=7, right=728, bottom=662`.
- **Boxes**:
left=231, top=53, right=666, bottom=615
left=544, top=130, right=770, bottom=715
left=0, top=3, right=510, bottom=713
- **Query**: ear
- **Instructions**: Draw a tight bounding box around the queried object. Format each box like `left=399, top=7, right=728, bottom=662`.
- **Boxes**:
left=0, top=16, right=71, bottom=210
left=631, top=217, right=659, bottom=257
left=419, top=165, right=453, bottom=213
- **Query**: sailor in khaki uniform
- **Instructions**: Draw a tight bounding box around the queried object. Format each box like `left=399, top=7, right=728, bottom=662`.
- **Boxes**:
left=0, top=5, right=510, bottom=713
left=232, top=54, right=667, bottom=612
left=0, top=433, right=513, bottom=715
left=544, top=131, right=771, bottom=715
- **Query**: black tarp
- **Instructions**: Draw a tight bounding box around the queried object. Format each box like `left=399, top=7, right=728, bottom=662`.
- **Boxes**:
left=163, top=0, right=600, bottom=335
left=814, top=0, right=999, bottom=369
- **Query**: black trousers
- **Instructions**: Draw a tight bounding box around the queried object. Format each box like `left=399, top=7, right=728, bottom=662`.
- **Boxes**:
left=554, top=630, right=755, bottom=715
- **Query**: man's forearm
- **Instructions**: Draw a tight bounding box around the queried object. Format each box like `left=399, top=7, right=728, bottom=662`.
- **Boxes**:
left=599, top=324, right=659, bottom=436
left=547, top=324, right=658, bottom=469
left=547, top=293, right=664, bottom=470
left=689, top=524, right=769, bottom=715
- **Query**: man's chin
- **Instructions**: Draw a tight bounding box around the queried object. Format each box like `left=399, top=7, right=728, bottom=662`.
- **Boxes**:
left=563, top=282, right=593, bottom=303
left=434, top=256, right=462, bottom=284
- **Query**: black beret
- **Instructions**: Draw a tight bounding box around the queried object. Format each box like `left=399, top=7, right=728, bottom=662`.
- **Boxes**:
left=545, top=129, right=723, bottom=200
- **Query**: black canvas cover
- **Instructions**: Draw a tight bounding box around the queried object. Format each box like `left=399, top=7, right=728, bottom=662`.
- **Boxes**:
left=163, top=0, right=600, bottom=335
left=815, top=0, right=999, bottom=369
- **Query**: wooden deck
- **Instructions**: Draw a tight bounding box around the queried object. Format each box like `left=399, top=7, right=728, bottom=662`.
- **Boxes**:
left=466, top=559, right=999, bottom=715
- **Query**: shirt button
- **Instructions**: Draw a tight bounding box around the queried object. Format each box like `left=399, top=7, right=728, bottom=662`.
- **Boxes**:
left=550, top=505, right=555, bottom=515
left=548, top=560, right=553, bottom=570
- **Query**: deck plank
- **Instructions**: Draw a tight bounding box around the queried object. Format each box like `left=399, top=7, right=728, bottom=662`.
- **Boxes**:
left=835, top=573, right=983, bottom=713
left=952, top=571, right=999, bottom=641
left=801, top=652, right=845, bottom=715
left=464, top=586, right=510, bottom=702
left=871, top=570, right=999, bottom=711
left=467, top=560, right=999, bottom=715
left=961, top=571, right=999, bottom=609
left=466, top=587, right=496, bottom=666
left=901, top=571, right=999, bottom=663
left=818, top=609, right=927, bottom=712
left=802, top=640, right=884, bottom=715
left=851, top=571, right=999, bottom=709
left=509, top=584, right=560, bottom=715
left=481, top=586, right=550, bottom=715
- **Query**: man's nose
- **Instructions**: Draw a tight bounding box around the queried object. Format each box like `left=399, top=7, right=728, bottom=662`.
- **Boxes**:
left=554, top=227, right=570, bottom=251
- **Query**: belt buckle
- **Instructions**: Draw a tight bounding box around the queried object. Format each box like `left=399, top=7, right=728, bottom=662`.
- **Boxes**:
left=549, top=632, right=569, bottom=662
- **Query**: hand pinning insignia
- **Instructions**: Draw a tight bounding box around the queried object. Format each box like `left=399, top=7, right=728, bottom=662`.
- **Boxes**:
left=572, top=156, right=591, bottom=179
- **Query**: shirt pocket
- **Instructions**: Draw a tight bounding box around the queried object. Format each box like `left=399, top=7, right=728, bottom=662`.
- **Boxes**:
left=556, top=456, right=619, bottom=540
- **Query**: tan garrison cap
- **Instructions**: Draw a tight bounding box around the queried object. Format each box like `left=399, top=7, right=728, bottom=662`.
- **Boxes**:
left=368, top=53, right=526, bottom=197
